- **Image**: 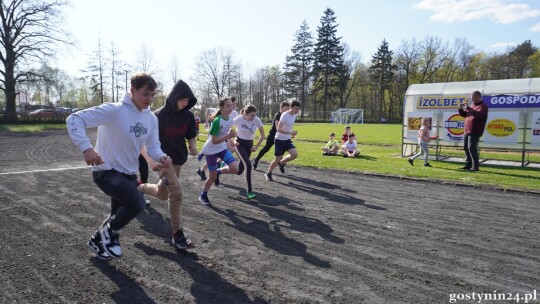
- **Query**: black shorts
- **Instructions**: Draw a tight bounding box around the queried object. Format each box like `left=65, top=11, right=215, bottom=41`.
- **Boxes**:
left=274, top=139, right=295, bottom=156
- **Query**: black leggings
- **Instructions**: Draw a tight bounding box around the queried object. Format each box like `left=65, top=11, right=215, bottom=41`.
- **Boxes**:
left=254, top=133, right=275, bottom=161
left=235, top=138, right=254, bottom=193
left=138, top=154, right=149, bottom=183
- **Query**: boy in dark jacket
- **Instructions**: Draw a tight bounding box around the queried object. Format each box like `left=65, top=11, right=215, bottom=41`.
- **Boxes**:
left=139, top=80, right=198, bottom=250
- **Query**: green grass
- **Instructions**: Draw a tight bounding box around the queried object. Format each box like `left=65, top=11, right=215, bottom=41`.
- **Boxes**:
left=3, top=122, right=539, bottom=192
left=0, top=123, right=66, bottom=132
left=198, top=123, right=540, bottom=192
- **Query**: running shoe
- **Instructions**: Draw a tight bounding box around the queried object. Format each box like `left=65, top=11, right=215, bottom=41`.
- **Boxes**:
left=172, top=229, right=194, bottom=250
left=196, top=168, right=207, bottom=180
left=199, top=193, right=211, bottom=205
left=99, top=221, right=122, bottom=258
left=253, top=158, right=259, bottom=170
left=87, top=230, right=112, bottom=261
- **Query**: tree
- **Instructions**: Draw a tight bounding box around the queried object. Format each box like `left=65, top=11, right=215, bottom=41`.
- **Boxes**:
left=336, top=43, right=361, bottom=109
left=0, top=0, right=71, bottom=121
left=136, top=43, right=155, bottom=73
left=194, top=47, right=239, bottom=99
left=369, top=39, right=395, bottom=121
left=283, top=20, right=313, bottom=119
left=312, top=8, right=345, bottom=121
left=83, top=34, right=108, bottom=104
left=508, top=40, right=538, bottom=78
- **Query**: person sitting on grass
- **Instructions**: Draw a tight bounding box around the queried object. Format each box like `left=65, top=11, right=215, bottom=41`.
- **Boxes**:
left=341, top=125, right=353, bottom=145
left=341, top=133, right=360, bottom=158
left=322, top=132, right=339, bottom=155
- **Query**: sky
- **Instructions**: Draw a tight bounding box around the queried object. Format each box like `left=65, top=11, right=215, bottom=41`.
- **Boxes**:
left=57, top=0, right=540, bottom=86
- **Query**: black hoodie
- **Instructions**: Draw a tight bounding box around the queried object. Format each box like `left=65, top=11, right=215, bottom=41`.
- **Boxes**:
left=154, top=80, right=198, bottom=165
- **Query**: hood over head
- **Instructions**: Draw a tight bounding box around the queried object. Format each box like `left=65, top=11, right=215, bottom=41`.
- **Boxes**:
left=165, top=80, right=197, bottom=111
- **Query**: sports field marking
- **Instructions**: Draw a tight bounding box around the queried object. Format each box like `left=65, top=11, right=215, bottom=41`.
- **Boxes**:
left=0, top=166, right=89, bottom=176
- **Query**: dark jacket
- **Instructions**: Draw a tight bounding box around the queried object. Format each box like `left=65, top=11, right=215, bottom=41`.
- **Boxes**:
left=154, top=80, right=197, bottom=165
left=459, top=101, right=488, bottom=136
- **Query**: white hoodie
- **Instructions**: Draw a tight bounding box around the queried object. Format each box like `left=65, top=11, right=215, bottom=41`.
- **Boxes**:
left=66, top=93, right=165, bottom=175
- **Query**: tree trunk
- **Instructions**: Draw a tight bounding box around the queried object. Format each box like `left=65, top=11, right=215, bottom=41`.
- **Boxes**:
left=4, top=50, right=18, bottom=122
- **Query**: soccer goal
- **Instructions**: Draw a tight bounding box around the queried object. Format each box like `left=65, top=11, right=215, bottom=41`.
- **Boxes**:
left=330, top=108, right=364, bottom=124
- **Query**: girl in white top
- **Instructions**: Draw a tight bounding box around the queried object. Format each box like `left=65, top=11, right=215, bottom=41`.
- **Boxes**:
left=408, top=117, right=434, bottom=167
left=198, top=97, right=239, bottom=205
left=232, top=104, right=265, bottom=200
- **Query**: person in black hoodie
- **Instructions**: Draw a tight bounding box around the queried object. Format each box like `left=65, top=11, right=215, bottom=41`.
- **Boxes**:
left=138, top=80, right=198, bottom=250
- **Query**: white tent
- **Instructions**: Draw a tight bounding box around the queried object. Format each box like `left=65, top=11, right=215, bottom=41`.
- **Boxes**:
left=402, top=78, right=540, bottom=166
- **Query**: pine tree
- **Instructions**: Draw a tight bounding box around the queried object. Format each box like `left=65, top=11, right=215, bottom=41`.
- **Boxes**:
left=283, top=20, right=314, bottom=119
left=369, top=39, right=395, bottom=121
left=312, top=8, right=345, bottom=121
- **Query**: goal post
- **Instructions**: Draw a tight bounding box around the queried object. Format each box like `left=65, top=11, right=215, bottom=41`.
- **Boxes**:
left=330, top=108, right=364, bottom=124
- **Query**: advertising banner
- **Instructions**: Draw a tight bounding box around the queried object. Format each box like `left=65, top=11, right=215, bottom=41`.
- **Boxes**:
left=442, top=112, right=465, bottom=142
left=485, top=94, right=540, bottom=109
left=416, top=96, right=469, bottom=110
left=531, top=112, right=540, bottom=145
left=483, top=112, right=520, bottom=144
left=406, top=112, right=433, bottom=141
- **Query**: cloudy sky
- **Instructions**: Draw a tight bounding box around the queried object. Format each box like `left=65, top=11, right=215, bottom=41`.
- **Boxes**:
left=58, top=0, right=540, bottom=82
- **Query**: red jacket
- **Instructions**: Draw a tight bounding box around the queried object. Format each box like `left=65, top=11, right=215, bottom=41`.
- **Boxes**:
left=458, top=102, right=488, bottom=136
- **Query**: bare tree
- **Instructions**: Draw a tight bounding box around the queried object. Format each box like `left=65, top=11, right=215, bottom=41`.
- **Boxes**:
left=0, top=0, right=72, bottom=121
left=136, top=43, right=154, bottom=73
left=417, top=36, right=450, bottom=83
left=194, top=47, right=238, bottom=99
left=168, top=55, right=181, bottom=86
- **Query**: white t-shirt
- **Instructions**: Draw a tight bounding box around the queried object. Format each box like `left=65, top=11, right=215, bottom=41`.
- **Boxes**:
left=230, top=109, right=239, bottom=119
left=344, top=141, right=357, bottom=152
left=201, top=115, right=234, bottom=155
left=232, top=116, right=263, bottom=140
left=275, top=111, right=297, bottom=140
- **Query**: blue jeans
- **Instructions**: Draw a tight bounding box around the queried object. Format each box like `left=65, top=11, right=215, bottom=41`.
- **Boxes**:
left=463, top=134, right=480, bottom=168
left=93, top=169, right=146, bottom=231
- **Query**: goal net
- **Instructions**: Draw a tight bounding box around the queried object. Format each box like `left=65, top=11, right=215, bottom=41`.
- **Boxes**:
left=330, top=108, right=364, bottom=124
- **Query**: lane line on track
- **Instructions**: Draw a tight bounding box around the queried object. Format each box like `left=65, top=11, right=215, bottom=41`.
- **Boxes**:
left=0, top=166, right=89, bottom=175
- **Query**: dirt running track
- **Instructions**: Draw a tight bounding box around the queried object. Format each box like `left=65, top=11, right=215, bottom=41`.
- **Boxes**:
left=0, top=129, right=539, bottom=304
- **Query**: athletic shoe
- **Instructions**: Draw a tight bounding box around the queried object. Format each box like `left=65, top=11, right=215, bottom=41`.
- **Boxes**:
left=469, top=166, right=479, bottom=172
left=247, top=192, right=257, bottom=200
left=196, top=168, right=206, bottom=180
left=424, top=163, right=433, bottom=167
left=408, top=159, right=414, bottom=166
left=278, top=162, right=285, bottom=174
left=172, top=229, right=194, bottom=250
left=99, top=222, right=122, bottom=258
left=145, top=199, right=151, bottom=206
left=253, top=158, right=259, bottom=170
left=214, top=173, right=220, bottom=187
left=199, top=193, right=211, bottom=205
left=87, top=231, right=112, bottom=261
left=264, top=173, right=273, bottom=181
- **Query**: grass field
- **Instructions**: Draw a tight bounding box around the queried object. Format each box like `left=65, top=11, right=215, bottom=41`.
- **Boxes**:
left=2, top=122, right=539, bottom=191
left=206, top=122, right=540, bottom=192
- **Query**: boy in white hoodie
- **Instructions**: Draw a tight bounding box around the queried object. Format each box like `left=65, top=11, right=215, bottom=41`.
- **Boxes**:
left=66, top=72, right=171, bottom=260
